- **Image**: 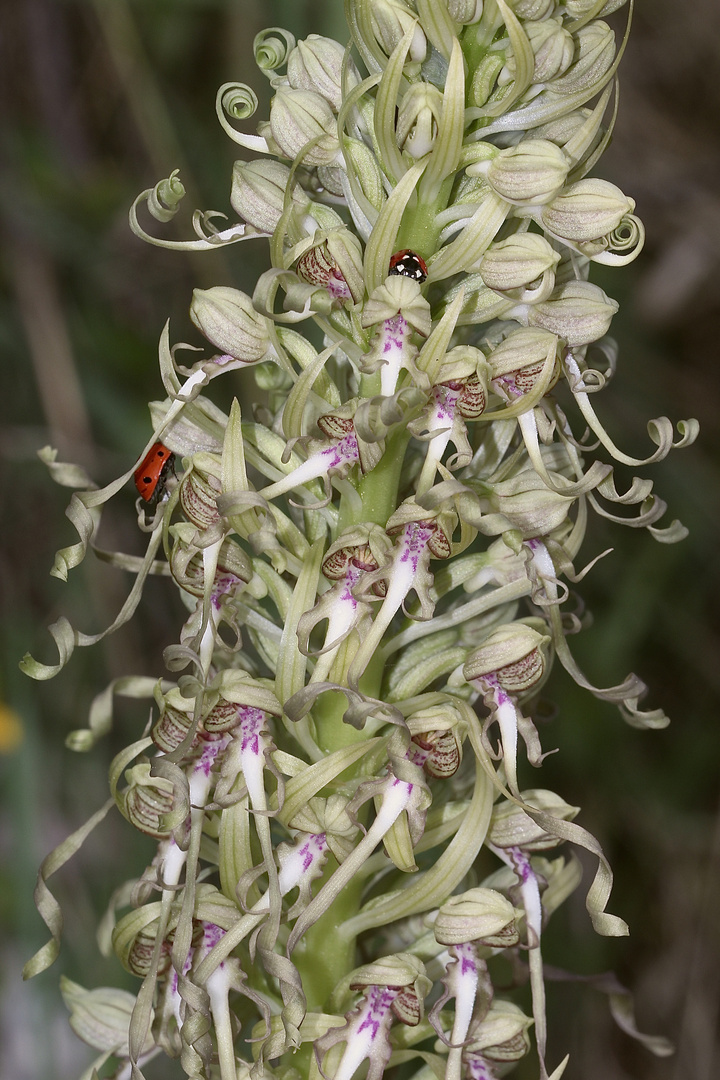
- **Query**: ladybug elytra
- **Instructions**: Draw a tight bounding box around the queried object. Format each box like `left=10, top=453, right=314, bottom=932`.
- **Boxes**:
left=388, top=249, right=428, bottom=283
left=134, top=443, right=175, bottom=505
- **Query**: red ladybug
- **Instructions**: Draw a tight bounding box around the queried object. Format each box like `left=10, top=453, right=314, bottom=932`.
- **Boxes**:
left=388, top=249, right=428, bottom=283
left=134, top=443, right=175, bottom=505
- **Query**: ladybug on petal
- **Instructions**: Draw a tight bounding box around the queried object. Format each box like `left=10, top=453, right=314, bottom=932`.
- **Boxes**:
left=388, top=249, right=428, bottom=283
left=134, top=443, right=175, bottom=509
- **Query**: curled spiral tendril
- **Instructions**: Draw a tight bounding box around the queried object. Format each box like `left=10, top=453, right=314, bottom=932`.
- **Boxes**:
left=220, top=82, right=259, bottom=122
left=253, top=27, right=296, bottom=72
left=608, top=213, right=644, bottom=255
left=147, top=170, right=186, bottom=223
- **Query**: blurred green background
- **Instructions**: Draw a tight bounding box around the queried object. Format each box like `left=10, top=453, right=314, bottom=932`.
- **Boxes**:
left=1, top=2, right=718, bottom=1078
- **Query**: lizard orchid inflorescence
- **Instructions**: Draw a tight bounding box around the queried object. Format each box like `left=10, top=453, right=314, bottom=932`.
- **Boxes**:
left=24, top=3, right=695, bottom=1080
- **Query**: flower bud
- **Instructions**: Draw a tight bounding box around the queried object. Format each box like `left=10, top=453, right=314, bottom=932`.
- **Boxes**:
left=121, top=762, right=175, bottom=838
left=541, top=178, right=635, bottom=243
left=230, top=159, right=309, bottom=234
left=478, top=233, right=560, bottom=294
left=512, top=0, right=555, bottom=18
left=396, top=83, right=443, bottom=159
left=551, top=21, right=616, bottom=97
left=467, top=1001, right=533, bottom=1062
left=287, top=35, right=354, bottom=111
left=485, top=469, right=574, bottom=535
left=503, top=19, right=574, bottom=85
left=178, top=456, right=223, bottom=530
left=152, top=687, right=204, bottom=753
left=565, top=0, right=626, bottom=17
left=124, top=923, right=172, bottom=978
left=527, top=279, right=618, bottom=346
left=463, top=622, right=550, bottom=691
left=190, top=286, right=271, bottom=362
left=485, top=139, right=569, bottom=205
left=294, top=228, right=365, bottom=303
left=269, top=87, right=340, bottom=166
left=446, top=0, right=484, bottom=23
left=488, top=789, right=579, bottom=850
left=434, top=888, right=519, bottom=947
left=61, top=981, right=154, bottom=1057
left=533, top=108, right=597, bottom=149
left=369, top=0, right=427, bottom=64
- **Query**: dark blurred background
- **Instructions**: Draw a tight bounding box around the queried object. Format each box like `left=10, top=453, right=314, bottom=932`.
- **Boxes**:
left=1, top=2, right=718, bottom=1078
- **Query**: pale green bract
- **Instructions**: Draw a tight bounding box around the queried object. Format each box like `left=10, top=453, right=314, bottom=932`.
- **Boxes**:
left=23, top=2, right=689, bottom=1079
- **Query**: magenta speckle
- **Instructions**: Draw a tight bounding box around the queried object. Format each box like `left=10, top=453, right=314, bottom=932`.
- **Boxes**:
left=239, top=706, right=266, bottom=755
left=432, top=384, right=460, bottom=423
left=356, top=985, right=397, bottom=1040
left=456, top=940, right=479, bottom=976
left=508, top=845, right=533, bottom=884
left=196, top=736, right=229, bottom=777
left=202, top=922, right=224, bottom=950
left=211, top=573, right=241, bottom=609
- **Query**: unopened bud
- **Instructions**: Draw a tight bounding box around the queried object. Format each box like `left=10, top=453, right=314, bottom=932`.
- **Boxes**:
left=396, top=83, right=443, bottom=159
left=542, top=178, right=635, bottom=243
left=121, top=763, right=175, bottom=838
left=153, top=687, right=204, bottom=753
left=467, top=1001, right=533, bottom=1062
left=269, top=87, right=340, bottom=166
left=527, top=279, right=618, bottom=346
left=551, top=21, right=616, bottom=97
left=190, top=287, right=271, bottom=362
left=178, top=454, right=223, bottom=530
left=230, top=159, right=309, bottom=234
left=463, top=622, right=550, bottom=691
left=435, top=888, right=519, bottom=947
left=565, top=0, right=626, bottom=18
left=503, top=19, right=574, bottom=85
left=512, top=0, right=555, bottom=18
left=447, top=0, right=484, bottom=23
left=287, top=35, right=354, bottom=111
left=61, top=981, right=154, bottom=1058
left=485, top=469, right=574, bottom=535
left=369, top=0, right=427, bottom=64
left=478, top=233, right=560, bottom=294
left=485, top=139, right=569, bottom=205
left=488, top=789, right=579, bottom=850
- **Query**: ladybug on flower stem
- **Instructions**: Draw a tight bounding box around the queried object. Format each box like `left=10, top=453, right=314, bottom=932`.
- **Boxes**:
left=388, top=249, right=428, bottom=283
left=134, top=442, right=175, bottom=509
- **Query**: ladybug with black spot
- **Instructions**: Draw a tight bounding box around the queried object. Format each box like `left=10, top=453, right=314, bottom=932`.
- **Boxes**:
left=388, top=249, right=428, bottom=283
left=134, top=442, right=175, bottom=511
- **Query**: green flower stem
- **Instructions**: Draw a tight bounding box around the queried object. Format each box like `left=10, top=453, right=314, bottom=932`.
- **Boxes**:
left=352, top=427, right=411, bottom=528
left=313, top=689, right=365, bottom=751
left=395, top=188, right=450, bottom=260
